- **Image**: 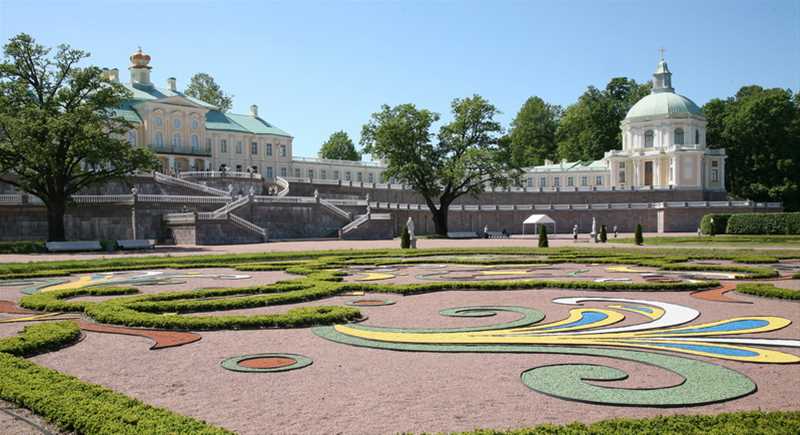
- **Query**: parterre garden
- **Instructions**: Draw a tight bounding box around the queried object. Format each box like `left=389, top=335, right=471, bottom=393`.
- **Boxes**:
left=1, top=246, right=799, bottom=434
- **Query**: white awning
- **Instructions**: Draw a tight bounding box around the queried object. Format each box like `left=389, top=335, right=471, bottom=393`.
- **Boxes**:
left=522, top=214, right=555, bottom=225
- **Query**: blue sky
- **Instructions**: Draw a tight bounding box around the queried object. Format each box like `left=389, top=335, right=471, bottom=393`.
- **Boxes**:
left=1, top=0, right=798, bottom=158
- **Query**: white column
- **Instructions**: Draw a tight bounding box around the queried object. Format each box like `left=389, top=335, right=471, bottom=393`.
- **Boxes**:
left=720, top=158, right=726, bottom=190
left=654, top=159, right=660, bottom=187
left=167, top=155, right=175, bottom=171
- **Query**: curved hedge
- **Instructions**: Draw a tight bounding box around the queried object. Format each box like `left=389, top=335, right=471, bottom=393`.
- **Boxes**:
left=0, top=321, right=81, bottom=357
left=726, top=212, right=800, bottom=235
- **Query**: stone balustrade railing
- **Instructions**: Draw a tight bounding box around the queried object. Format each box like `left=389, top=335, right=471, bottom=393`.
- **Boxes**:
left=369, top=200, right=782, bottom=211
left=178, top=171, right=263, bottom=181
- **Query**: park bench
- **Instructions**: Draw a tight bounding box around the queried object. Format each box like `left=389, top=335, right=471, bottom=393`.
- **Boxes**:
left=117, top=239, right=156, bottom=250
left=447, top=231, right=480, bottom=239
left=45, top=241, right=103, bottom=252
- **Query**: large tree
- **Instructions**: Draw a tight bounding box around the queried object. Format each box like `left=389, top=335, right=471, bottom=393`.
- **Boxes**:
left=319, top=130, right=360, bottom=161
left=361, top=95, right=521, bottom=236
left=0, top=34, right=158, bottom=241
left=508, top=96, right=561, bottom=167
left=556, top=77, right=650, bottom=161
left=704, top=86, right=800, bottom=210
left=184, top=73, right=233, bottom=112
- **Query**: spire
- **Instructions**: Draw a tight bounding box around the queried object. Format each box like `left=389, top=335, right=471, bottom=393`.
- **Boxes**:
left=652, top=49, right=674, bottom=93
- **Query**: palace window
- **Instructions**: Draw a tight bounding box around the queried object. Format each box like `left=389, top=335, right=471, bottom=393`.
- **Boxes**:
left=644, top=130, right=654, bottom=147
left=191, top=118, right=199, bottom=129
left=265, top=143, right=272, bottom=156
left=581, top=176, right=588, bottom=186
left=345, top=172, right=351, bottom=181
left=308, top=169, right=314, bottom=179
left=191, top=135, right=199, bottom=149
left=127, top=130, right=136, bottom=145
left=220, top=139, right=228, bottom=153
left=154, top=116, right=163, bottom=127
left=173, top=118, right=181, bottom=129
left=294, top=168, right=300, bottom=178
left=527, top=177, right=533, bottom=187
left=553, top=177, right=560, bottom=187
left=333, top=170, right=340, bottom=180
left=280, top=167, right=287, bottom=177
left=595, top=175, right=603, bottom=185
left=539, top=177, right=546, bottom=187
left=266, top=167, right=273, bottom=179
left=321, top=170, right=327, bottom=180
left=711, top=169, right=719, bottom=182
left=357, top=172, right=363, bottom=182
left=567, top=176, right=574, bottom=187
left=674, top=128, right=684, bottom=145
left=280, top=144, right=287, bottom=157
left=236, top=141, right=242, bottom=154
left=695, top=129, right=700, bottom=144
left=251, top=142, right=258, bottom=155
left=172, top=133, right=181, bottom=146
left=368, top=173, right=374, bottom=183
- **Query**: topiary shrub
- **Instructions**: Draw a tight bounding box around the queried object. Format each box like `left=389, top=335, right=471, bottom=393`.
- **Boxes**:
left=726, top=212, right=800, bottom=235
left=400, top=226, right=411, bottom=249
left=634, top=224, right=644, bottom=246
left=700, top=214, right=731, bottom=235
left=600, top=225, right=607, bottom=243
left=538, top=225, right=548, bottom=248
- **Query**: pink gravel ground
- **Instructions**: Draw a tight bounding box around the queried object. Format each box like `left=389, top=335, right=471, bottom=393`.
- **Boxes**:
left=21, top=285, right=800, bottom=434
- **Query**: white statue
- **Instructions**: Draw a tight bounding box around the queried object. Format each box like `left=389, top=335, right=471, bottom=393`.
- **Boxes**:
left=406, top=217, right=415, bottom=240
left=248, top=185, right=255, bottom=196
left=591, top=217, right=597, bottom=243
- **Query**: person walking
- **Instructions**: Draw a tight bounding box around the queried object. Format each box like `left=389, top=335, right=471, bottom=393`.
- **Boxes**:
left=613, top=225, right=618, bottom=238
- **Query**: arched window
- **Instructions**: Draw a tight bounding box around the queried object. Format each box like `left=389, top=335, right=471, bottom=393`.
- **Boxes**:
left=191, top=117, right=199, bottom=129
left=172, top=133, right=181, bottom=146
left=173, top=117, right=181, bottom=129
left=155, top=132, right=163, bottom=146
left=674, top=128, right=684, bottom=145
left=191, top=135, right=199, bottom=149
left=127, top=130, right=137, bottom=145
left=644, top=130, right=654, bottom=148
left=695, top=129, right=700, bottom=144
left=153, top=116, right=163, bottom=128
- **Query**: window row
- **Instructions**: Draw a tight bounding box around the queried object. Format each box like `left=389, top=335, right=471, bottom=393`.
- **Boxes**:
left=642, top=128, right=701, bottom=147
left=209, top=139, right=288, bottom=157
left=525, top=175, right=604, bottom=188
left=151, top=115, right=201, bottom=130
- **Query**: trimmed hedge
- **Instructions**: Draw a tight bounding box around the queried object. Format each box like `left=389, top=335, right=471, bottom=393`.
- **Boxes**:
left=0, top=240, right=46, bottom=254
left=736, top=283, right=800, bottom=300
left=447, top=411, right=800, bottom=434
left=0, top=353, right=231, bottom=434
left=700, top=213, right=731, bottom=235
left=0, top=321, right=81, bottom=357
left=726, top=212, right=800, bottom=235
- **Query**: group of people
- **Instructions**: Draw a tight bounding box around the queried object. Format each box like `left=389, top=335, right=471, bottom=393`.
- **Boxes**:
left=572, top=224, right=618, bottom=241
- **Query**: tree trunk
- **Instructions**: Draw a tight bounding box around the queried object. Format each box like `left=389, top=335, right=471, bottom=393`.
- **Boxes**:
left=431, top=206, right=449, bottom=237
left=46, top=199, right=67, bottom=241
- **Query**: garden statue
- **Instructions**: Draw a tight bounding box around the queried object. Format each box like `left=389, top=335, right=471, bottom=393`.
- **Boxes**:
left=406, top=217, right=416, bottom=248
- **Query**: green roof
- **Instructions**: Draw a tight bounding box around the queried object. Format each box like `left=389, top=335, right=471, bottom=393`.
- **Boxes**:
left=625, top=91, right=703, bottom=121
left=118, top=83, right=291, bottom=136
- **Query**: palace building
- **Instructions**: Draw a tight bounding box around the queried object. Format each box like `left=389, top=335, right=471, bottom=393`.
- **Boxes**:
left=112, top=48, right=725, bottom=193
left=110, top=48, right=386, bottom=184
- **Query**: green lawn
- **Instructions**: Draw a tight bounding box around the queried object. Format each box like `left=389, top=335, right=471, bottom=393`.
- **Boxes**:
left=609, top=235, right=800, bottom=246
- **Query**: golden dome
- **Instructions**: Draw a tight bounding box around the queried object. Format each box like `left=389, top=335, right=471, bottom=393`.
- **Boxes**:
left=129, top=47, right=151, bottom=69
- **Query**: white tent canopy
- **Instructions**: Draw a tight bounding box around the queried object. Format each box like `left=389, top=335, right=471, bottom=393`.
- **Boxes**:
left=522, top=214, right=556, bottom=235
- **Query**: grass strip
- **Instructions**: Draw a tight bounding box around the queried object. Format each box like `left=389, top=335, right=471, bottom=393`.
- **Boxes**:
left=441, top=410, right=800, bottom=434
left=736, top=283, right=800, bottom=300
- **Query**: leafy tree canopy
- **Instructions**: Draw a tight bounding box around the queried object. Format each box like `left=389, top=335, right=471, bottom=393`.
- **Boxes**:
left=361, top=95, right=522, bottom=235
left=704, top=86, right=800, bottom=210
left=0, top=33, right=159, bottom=240
left=508, top=96, right=561, bottom=167
left=184, top=72, right=233, bottom=112
left=319, top=130, right=360, bottom=161
left=556, top=77, right=650, bottom=161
